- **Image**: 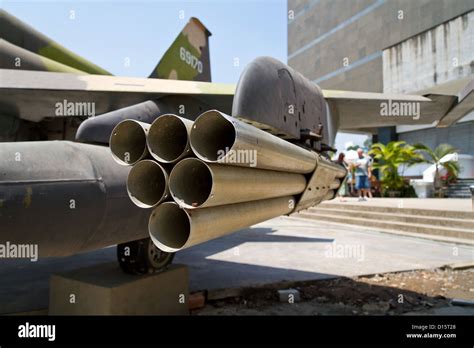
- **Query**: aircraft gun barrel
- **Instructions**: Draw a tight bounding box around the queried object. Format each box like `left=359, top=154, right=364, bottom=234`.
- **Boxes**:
left=109, top=120, right=150, bottom=166
left=189, top=110, right=318, bottom=174
left=148, top=197, right=295, bottom=252
left=126, top=160, right=170, bottom=208
left=109, top=111, right=344, bottom=254
left=169, top=158, right=306, bottom=209
left=147, top=114, right=194, bottom=163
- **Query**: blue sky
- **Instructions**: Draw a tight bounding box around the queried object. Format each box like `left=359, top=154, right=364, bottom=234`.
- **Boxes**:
left=4, top=0, right=287, bottom=84
left=3, top=0, right=368, bottom=150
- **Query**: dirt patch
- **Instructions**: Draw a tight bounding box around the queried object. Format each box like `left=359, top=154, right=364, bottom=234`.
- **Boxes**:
left=195, top=267, right=474, bottom=315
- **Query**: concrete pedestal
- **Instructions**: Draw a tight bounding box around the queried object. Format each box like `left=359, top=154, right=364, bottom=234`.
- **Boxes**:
left=49, top=262, right=189, bottom=315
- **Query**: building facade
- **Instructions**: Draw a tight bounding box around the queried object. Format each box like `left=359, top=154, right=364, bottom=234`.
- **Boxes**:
left=288, top=0, right=474, bottom=156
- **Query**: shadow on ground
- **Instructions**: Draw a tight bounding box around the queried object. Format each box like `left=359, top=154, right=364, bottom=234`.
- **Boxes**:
left=0, top=225, right=470, bottom=315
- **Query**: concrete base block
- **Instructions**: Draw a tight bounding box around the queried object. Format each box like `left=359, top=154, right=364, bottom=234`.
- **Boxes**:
left=49, top=262, right=189, bottom=315
left=278, top=288, right=300, bottom=303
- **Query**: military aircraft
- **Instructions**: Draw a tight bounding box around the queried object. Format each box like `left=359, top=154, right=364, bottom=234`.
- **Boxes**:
left=0, top=10, right=472, bottom=274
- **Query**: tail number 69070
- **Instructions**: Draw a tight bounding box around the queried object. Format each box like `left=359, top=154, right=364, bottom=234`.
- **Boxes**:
left=179, top=47, right=203, bottom=74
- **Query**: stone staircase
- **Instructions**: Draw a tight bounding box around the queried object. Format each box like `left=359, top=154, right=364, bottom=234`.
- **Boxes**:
left=294, top=202, right=474, bottom=245
left=446, top=179, right=474, bottom=198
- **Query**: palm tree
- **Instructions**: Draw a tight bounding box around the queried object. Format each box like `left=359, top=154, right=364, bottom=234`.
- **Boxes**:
left=413, top=143, right=460, bottom=189
left=369, top=141, right=423, bottom=194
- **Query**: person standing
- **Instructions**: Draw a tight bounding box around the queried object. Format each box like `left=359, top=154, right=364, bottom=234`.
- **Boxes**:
left=353, top=148, right=372, bottom=201
left=366, top=153, right=374, bottom=198
left=336, top=153, right=349, bottom=202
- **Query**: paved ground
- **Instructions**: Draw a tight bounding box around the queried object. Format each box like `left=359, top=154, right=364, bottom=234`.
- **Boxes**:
left=0, top=216, right=472, bottom=314
left=326, top=197, right=473, bottom=212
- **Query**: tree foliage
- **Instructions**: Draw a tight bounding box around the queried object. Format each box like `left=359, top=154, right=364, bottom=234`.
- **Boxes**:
left=369, top=141, right=423, bottom=192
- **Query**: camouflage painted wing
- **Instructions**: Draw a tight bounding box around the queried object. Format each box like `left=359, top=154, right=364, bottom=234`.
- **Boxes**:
left=0, top=9, right=111, bottom=75
left=1, top=10, right=211, bottom=81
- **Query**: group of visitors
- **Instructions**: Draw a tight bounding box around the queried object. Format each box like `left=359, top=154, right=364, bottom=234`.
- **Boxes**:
left=336, top=148, right=373, bottom=202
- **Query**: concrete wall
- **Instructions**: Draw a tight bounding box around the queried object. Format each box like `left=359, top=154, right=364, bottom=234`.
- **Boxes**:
left=381, top=11, right=474, bottom=141
left=383, top=11, right=474, bottom=94
left=288, top=0, right=474, bottom=92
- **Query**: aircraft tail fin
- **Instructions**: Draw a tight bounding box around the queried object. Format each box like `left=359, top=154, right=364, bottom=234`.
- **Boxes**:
left=148, top=17, right=212, bottom=82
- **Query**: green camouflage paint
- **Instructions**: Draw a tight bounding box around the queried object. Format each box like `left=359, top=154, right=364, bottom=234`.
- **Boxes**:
left=149, top=17, right=212, bottom=82
left=153, top=32, right=202, bottom=80
left=38, top=43, right=110, bottom=75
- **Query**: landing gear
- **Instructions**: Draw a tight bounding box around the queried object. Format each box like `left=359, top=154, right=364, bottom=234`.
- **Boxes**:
left=117, top=237, right=175, bottom=274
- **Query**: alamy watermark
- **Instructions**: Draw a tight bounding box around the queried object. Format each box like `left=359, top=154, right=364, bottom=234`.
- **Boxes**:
left=217, top=147, right=257, bottom=167
left=324, top=242, right=365, bottom=262
left=55, top=99, right=95, bottom=117
left=18, top=322, right=55, bottom=341
left=0, top=241, right=38, bottom=262
left=380, top=100, right=420, bottom=120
